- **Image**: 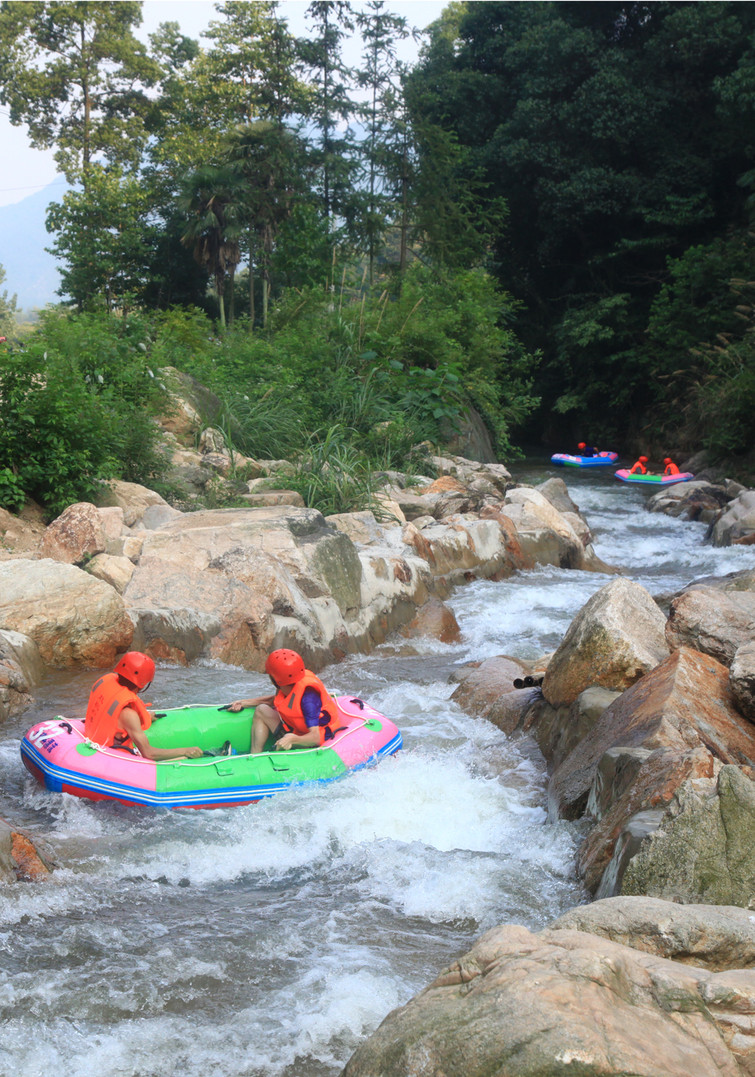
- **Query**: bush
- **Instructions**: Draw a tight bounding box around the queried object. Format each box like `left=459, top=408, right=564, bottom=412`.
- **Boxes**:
left=0, top=311, right=169, bottom=515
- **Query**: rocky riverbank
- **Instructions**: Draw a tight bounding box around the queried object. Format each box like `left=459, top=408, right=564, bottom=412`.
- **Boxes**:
left=348, top=497, right=755, bottom=1074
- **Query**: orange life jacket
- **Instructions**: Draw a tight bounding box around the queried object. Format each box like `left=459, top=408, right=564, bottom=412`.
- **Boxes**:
left=629, top=460, right=648, bottom=474
left=85, top=672, right=152, bottom=749
left=274, top=670, right=339, bottom=745
left=664, top=462, right=680, bottom=475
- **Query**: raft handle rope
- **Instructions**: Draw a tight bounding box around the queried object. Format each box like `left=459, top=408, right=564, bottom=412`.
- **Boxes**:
left=50, top=701, right=375, bottom=767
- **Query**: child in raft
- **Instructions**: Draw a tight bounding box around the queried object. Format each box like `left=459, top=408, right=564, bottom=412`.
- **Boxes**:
left=228, top=648, right=342, bottom=754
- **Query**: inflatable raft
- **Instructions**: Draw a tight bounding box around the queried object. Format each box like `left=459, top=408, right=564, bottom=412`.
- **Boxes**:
left=551, top=452, right=618, bottom=468
left=20, top=696, right=402, bottom=810
left=614, top=469, right=694, bottom=486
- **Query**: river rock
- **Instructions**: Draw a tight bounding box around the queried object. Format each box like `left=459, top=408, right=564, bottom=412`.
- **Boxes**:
left=730, top=640, right=755, bottom=722
left=711, top=489, right=755, bottom=545
left=542, top=578, right=669, bottom=708
left=502, top=486, right=587, bottom=568
left=621, top=764, right=755, bottom=907
left=666, top=585, right=755, bottom=665
left=551, top=896, right=755, bottom=970
left=341, top=921, right=755, bottom=1077
left=578, top=744, right=716, bottom=895
left=548, top=646, right=755, bottom=819
left=37, top=502, right=107, bottom=564
left=0, top=629, right=44, bottom=721
left=646, top=480, right=733, bottom=523
left=523, top=686, right=622, bottom=774
left=430, top=453, right=511, bottom=493
left=0, top=559, right=133, bottom=668
left=400, top=599, right=461, bottom=644
left=123, top=506, right=433, bottom=669
left=449, top=655, right=535, bottom=734
left=0, top=818, right=54, bottom=882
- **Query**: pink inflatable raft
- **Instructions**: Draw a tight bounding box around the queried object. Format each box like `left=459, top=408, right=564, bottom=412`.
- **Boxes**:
left=21, top=696, right=402, bottom=810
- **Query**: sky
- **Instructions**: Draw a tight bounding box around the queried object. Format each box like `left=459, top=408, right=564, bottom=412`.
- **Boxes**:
left=0, top=0, right=448, bottom=208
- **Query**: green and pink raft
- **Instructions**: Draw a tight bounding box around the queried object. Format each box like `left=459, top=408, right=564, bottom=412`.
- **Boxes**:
left=21, top=696, right=402, bottom=810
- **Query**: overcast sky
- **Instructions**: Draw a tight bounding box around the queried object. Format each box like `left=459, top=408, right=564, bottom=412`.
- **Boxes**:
left=0, top=0, right=447, bottom=208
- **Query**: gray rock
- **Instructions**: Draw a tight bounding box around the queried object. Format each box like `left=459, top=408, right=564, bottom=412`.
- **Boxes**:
left=731, top=640, right=755, bottom=722
left=542, top=577, right=669, bottom=707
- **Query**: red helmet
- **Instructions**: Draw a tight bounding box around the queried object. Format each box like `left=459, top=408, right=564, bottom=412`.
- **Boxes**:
left=265, top=648, right=305, bottom=687
left=663, top=458, right=672, bottom=464
left=639, top=455, right=648, bottom=463
left=577, top=442, right=586, bottom=450
left=114, top=651, right=155, bottom=691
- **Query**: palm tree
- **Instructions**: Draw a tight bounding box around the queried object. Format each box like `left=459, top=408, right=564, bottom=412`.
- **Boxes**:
left=226, top=121, right=307, bottom=327
left=179, top=164, right=242, bottom=328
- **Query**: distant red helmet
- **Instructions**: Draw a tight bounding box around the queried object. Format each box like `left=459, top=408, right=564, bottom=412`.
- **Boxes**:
left=639, top=456, right=648, bottom=463
left=577, top=442, right=586, bottom=450
left=663, top=458, right=672, bottom=464
left=114, top=651, right=155, bottom=691
left=265, top=648, right=305, bottom=687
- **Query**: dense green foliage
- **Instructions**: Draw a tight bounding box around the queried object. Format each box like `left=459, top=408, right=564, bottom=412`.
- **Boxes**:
left=0, top=312, right=168, bottom=514
left=2, top=0, right=755, bottom=515
left=406, top=1, right=755, bottom=458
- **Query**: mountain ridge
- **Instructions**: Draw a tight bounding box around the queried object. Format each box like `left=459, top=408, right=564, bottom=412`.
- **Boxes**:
left=0, top=180, right=65, bottom=315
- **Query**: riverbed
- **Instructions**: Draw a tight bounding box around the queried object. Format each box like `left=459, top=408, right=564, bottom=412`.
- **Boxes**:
left=1, top=463, right=752, bottom=1077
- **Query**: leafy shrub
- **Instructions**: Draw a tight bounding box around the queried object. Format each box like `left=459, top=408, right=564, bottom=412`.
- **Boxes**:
left=0, top=311, right=169, bottom=515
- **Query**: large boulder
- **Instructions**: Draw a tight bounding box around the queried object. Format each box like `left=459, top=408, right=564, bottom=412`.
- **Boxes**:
left=449, top=656, right=535, bottom=735
left=123, top=506, right=433, bottom=669
left=578, top=744, right=716, bottom=895
left=552, top=895, right=755, bottom=970
left=96, top=479, right=174, bottom=528
left=666, top=585, right=755, bottom=665
left=710, top=489, right=755, bottom=546
left=0, top=559, right=133, bottom=668
left=621, top=764, right=755, bottom=907
left=730, top=640, right=755, bottom=722
left=342, top=919, right=755, bottom=1077
left=0, top=629, right=44, bottom=721
left=646, top=480, right=733, bottom=524
left=523, top=686, right=624, bottom=775
left=502, top=486, right=589, bottom=569
left=37, top=501, right=107, bottom=564
left=542, top=578, right=669, bottom=708
left=548, top=646, right=755, bottom=819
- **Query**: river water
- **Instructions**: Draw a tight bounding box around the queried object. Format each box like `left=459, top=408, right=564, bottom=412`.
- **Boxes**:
left=1, top=463, right=753, bottom=1077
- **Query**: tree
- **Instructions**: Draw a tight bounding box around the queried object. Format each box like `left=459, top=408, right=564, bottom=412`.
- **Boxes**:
left=405, top=1, right=755, bottom=442
left=179, top=165, right=243, bottom=329
left=354, top=1, right=412, bottom=281
left=46, top=165, right=151, bottom=311
left=299, top=1, right=357, bottom=223
left=0, top=1, right=159, bottom=185
left=226, top=122, right=308, bottom=327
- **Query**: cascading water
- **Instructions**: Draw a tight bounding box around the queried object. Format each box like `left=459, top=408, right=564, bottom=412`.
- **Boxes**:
left=1, top=463, right=752, bottom=1077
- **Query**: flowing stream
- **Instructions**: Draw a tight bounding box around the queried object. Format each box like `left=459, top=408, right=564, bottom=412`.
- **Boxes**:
left=1, top=462, right=753, bottom=1077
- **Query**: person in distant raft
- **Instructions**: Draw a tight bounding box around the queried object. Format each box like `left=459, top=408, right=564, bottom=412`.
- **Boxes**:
left=85, top=652, right=202, bottom=759
left=629, top=455, right=649, bottom=474
left=577, top=441, right=598, bottom=457
left=228, top=648, right=342, bottom=754
left=663, top=457, right=680, bottom=475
